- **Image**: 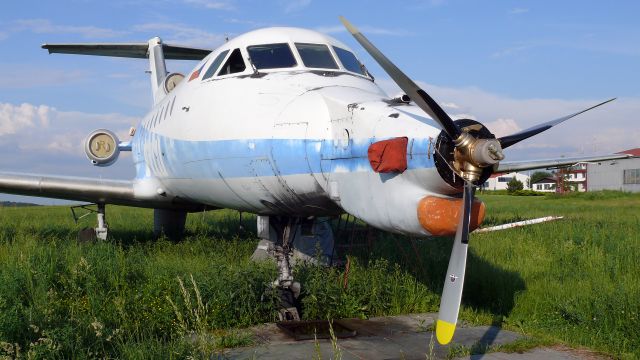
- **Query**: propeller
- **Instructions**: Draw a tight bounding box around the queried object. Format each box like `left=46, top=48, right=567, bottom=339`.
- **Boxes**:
left=339, top=16, right=616, bottom=345
left=339, top=16, right=504, bottom=185
left=498, top=98, right=615, bottom=149
left=339, top=17, right=460, bottom=140
left=435, top=181, right=474, bottom=344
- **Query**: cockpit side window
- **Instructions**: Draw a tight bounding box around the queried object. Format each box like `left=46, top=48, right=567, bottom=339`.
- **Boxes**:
left=333, top=46, right=366, bottom=75
left=218, top=48, right=246, bottom=76
left=295, top=43, right=338, bottom=69
left=247, top=43, right=297, bottom=70
left=202, top=49, right=229, bottom=80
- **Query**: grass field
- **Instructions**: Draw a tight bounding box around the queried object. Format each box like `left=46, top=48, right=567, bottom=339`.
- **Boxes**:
left=0, top=191, right=638, bottom=359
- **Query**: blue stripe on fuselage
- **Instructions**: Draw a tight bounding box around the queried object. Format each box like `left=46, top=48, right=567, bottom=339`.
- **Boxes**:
left=132, top=127, right=436, bottom=180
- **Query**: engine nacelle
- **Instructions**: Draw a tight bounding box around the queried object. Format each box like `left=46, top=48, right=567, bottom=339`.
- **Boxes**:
left=84, top=129, right=120, bottom=166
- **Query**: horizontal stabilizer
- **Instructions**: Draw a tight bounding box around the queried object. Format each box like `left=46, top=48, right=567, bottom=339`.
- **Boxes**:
left=496, top=153, right=632, bottom=173
left=42, top=43, right=212, bottom=60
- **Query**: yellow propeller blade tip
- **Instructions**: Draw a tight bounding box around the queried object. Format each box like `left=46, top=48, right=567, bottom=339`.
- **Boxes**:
left=436, top=319, right=456, bottom=345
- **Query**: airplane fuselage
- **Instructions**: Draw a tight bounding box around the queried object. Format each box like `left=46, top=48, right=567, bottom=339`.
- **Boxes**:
left=130, top=28, right=457, bottom=236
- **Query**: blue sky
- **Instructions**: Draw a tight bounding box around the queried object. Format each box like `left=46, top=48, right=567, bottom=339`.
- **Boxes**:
left=1, top=0, right=639, bottom=202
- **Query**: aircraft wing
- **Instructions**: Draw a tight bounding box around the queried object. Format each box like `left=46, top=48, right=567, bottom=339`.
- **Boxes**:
left=496, top=153, right=632, bottom=173
left=0, top=172, right=207, bottom=211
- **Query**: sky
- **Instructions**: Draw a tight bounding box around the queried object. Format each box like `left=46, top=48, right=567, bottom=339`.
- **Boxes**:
left=1, top=0, right=639, bottom=203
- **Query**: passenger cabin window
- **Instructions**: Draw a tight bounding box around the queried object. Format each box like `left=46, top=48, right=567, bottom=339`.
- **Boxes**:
left=247, top=43, right=297, bottom=69
left=333, top=46, right=366, bottom=75
left=202, top=50, right=229, bottom=80
left=218, top=48, right=246, bottom=75
left=295, top=43, right=338, bottom=69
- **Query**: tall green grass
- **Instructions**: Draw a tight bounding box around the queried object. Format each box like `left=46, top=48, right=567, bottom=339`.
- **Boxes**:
left=0, top=206, right=277, bottom=358
left=0, top=191, right=638, bottom=358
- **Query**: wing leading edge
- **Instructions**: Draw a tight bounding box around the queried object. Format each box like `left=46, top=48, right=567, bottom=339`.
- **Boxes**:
left=0, top=172, right=208, bottom=211
left=496, top=153, right=632, bottom=173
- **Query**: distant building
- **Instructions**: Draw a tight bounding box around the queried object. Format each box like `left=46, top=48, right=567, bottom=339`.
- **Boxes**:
left=483, top=172, right=530, bottom=191
left=587, top=148, right=640, bottom=192
left=556, top=163, right=587, bottom=192
left=532, top=177, right=556, bottom=192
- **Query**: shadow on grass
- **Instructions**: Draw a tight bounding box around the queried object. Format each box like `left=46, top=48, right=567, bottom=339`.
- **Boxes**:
left=85, top=210, right=258, bottom=247
left=335, top=224, right=526, bottom=351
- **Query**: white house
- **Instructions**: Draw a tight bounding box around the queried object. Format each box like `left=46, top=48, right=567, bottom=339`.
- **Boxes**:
left=532, top=177, right=556, bottom=192
left=482, top=172, right=530, bottom=191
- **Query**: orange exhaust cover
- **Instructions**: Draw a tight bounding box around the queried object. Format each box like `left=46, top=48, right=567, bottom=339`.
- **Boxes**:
left=417, top=196, right=485, bottom=236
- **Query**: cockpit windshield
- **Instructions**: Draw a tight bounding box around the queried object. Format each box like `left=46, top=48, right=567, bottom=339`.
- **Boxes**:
left=247, top=43, right=297, bottom=70
left=218, top=48, right=246, bottom=75
left=202, top=49, right=229, bottom=80
left=295, top=43, right=338, bottom=69
left=333, top=46, right=366, bottom=75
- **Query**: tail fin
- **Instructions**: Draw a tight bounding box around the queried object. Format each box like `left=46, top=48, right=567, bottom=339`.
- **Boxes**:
left=42, top=38, right=212, bottom=103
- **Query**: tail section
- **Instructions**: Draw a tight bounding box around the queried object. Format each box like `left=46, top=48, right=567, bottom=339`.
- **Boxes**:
left=42, top=38, right=212, bottom=103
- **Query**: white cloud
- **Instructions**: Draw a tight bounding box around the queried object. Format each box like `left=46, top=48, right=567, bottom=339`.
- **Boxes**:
left=133, top=23, right=225, bottom=48
left=0, top=102, right=137, bottom=155
left=12, top=19, right=127, bottom=39
left=282, top=0, right=311, bottom=13
left=452, top=113, right=477, bottom=120
left=315, top=25, right=410, bottom=36
left=0, top=103, right=136, bottom=188
left=182, top=0, right=234, bottom=10
left=491, top=44, right=532, bottom=58
left=225, top=18, right=271, bottom=28
left=0, top=103, right=51, bottom=135
left=441, top=102, right=460, bottom=109
left=0, top=66, right=88, bottom=89
left=484, top=118, right=520, bottom=137
left=509, top=8, right=529, bottom=15
left=377, top=78, right=640, bottom=159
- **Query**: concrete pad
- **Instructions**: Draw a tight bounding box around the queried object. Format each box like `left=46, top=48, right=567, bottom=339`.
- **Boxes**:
left=457, top=347, right=599, bottom=360
left=223, top=313, right=603, bottom=359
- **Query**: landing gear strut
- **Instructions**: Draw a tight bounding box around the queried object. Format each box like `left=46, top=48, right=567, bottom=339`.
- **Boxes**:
left=254, top=216, right=303, bottom=321
left=252, top=215, right=336, bottom=321
left=71, top=203, right=108, bottom=241
left=95, top=204, right=108, bottom=240
left=270, top=217, right=301, bottom=321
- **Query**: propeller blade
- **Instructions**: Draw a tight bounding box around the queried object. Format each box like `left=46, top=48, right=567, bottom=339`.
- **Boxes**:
left=498, top=98, right=615, bottom=149
left=436, top=182, right=475, bottom=345
left=339, top=16, right=461, bottom=140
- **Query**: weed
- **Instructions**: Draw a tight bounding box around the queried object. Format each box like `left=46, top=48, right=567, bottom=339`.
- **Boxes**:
left=328, top=319, right=342, bottom=360
left=425, top=331, right=436, bottom=360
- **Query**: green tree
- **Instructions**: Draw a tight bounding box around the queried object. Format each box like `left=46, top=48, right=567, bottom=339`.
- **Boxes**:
left=507, top=178, right=524, bottom=193
left=530, top=171, right=552, bottom=188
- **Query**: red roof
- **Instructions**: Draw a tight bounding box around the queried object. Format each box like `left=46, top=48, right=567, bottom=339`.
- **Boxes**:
left=618, top=148, right=640, bottom=157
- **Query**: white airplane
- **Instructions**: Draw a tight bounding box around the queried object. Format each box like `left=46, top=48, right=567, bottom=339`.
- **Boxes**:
left=0, top=17, right=630, bottom=345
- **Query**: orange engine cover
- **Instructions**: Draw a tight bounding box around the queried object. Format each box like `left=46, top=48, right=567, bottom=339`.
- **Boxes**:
left=417, top=196, right=485, bottom=236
